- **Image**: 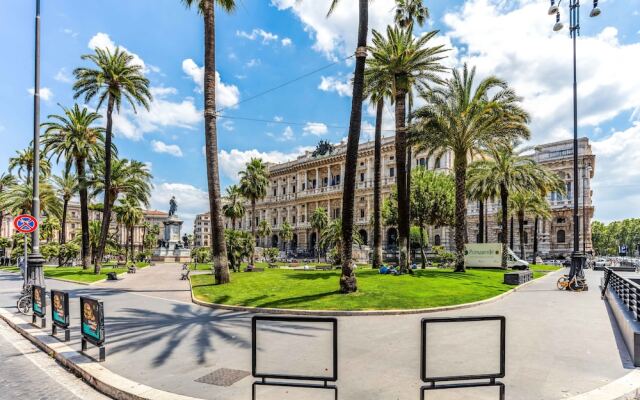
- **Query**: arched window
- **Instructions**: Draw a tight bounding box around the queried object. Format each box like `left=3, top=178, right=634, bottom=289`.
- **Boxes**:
left=524, top=231, right=529, bottom=244
left=435, top=157, right=441, bottom=169
left=434, top=235, right=441, bottom=246
left=557, top=230, right=566, bottom=243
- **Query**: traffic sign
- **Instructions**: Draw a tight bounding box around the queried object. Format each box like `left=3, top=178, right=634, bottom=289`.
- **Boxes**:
left=13, top=214, right=38, bottom=234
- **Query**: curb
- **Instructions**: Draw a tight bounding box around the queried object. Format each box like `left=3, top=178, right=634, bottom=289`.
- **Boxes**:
left=0, top=307, right=204, bottom=400
left=567, top=370, right=640, bottom=400
left=189, top=269, right=564, bottom=316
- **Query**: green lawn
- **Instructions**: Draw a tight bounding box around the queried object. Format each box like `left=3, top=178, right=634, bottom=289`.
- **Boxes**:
left=190, top=261, right=334, bottom=271
left=191, top=266, right=557, bottom=311
left=0, top=262, right=150, bottom=284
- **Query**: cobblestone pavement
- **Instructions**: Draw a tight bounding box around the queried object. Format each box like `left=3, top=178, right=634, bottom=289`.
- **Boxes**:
left=0, top=319, right=110, bottom=400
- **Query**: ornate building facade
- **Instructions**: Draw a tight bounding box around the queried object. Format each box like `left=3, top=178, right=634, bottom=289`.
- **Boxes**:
left=194, top=137, right=595, bottom=259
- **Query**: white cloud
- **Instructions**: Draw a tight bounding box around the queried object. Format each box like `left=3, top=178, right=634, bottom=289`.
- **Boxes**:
left=303, top=122, right=328, bottom=136
left=273, top=116, right=284, bottom=122
left=27, top=87, right=53, bottom=101
left=181, top=59, right=240, bottom=109
left=236, top=28, right=279, bottom=44
left=151, top=140, right=183, bottom=157
left=54, top=68, right=72, bottom=83
left=150, top=182, right=209, bottom=232
left=222, top=120, right=235, bottom=131
left=246, top=58, right=261, bottom=68
left=591, top=122, right=640, bottom=222
left=271, top=0, right=397, bottom=60
left=281, top=38, right=293, bottom=46
left=111, top=86, right=201, bottom=141
left=62, top=28, right=78, bottom=38
left=218, top=147, right=313, bottom=182
left=318, top=75, right=352, bottom=97
left=87, top=32, right=152, bottom=74
left=441, top=0, right=640, bottom=145
left=281, top=126, right=295, bottom=141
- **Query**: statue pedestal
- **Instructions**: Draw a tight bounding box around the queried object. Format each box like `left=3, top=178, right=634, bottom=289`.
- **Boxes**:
left=152, top=215, right=191, bottom=263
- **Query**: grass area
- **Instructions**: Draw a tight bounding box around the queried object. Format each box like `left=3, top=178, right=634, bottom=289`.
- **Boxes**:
left=0, top=262, right=151, bottom=283
left=189, top=261, right=334, bottom=271
left=191, top=267, right=557, bottom=311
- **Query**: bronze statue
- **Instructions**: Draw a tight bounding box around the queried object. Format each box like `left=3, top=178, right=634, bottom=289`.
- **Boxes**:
left=169, top=196, right=177, bottom=217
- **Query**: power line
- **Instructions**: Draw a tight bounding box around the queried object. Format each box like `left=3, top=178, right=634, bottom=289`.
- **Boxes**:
left=216, top=54, right=355, bottom=113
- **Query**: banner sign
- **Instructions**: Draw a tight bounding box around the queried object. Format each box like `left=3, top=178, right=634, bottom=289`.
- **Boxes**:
left=51, top=290, right=70, bottom=328
left=80, top=297, right=105, bottom=346
left=32, top=285, right=46, bottom=318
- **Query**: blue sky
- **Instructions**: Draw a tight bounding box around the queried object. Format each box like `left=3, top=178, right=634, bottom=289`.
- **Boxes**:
left=1, top=0, right=639, bottom=230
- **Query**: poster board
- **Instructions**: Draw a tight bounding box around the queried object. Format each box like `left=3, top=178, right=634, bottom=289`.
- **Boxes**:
left=51, top=290, right=70, bottom=328
left=80, top=296, right=105, bottom=346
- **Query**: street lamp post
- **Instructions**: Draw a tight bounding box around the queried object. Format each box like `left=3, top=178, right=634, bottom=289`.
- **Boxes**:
left=547, top=0, right=601, bottom=281
left=583, top=163, right=591, bottom=254
left=28, top=0, right=45, bottom=288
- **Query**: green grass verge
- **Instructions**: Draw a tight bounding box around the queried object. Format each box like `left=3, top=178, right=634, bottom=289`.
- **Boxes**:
left=190, top=267, right=557, bottom=311
left=0, top=262, right=150, bottom=283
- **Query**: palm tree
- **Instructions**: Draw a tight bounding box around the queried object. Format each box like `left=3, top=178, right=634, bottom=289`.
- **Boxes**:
left=0, top=180, right=62, bottom=221
left=43, top=104, right=106, bottom=270
left=412, top=65, right=530, bottom=271
left=0, top=172, right=16, bottom=237
left=114, top=196, right=144, bottom=263
left=466, top=144, right=560, bottom=268
left=222, top=185, right=245, bottom=229
left=52, top=172, right=78, bottom=248
left=181, top=0, right=236, bottom=285
left=239, top=158, right=269, bottom=264
left=73, top=47, right=152, bottom=273
left=8, top=147, right=51, bottom=182
left=320, top=218, right=363, bottom=265
left=40, top=216, right=60, bottom=243
left=368, top=26, right=447, bottom=273
left=509, top=191, right=552, bottom=260
left=395, top=0, right=429, bottom=30
left=467, top=176, right=496, bottom=245
left=310, top=207, right=329, bottom=262
left=257, top=219, right=271, bottom=249
left=281, top=221, right=293, bottom=255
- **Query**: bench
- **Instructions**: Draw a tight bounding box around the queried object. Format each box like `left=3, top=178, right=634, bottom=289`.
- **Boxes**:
left=244, top=267, right=265, bottom=272
left=503, top=270, right=533, bottom=285
left=106, top=272, right=119, bottom=281
left=315, top=266, right=332, bottom=271
left=268, top=263, right=278, bottom=269
left=181, top=269, right=190, bottom=280
left=128, top=265, right=137, bottom=274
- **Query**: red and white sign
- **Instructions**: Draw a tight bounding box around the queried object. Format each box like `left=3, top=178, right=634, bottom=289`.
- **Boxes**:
left=13, top=214, right=38, bottom=234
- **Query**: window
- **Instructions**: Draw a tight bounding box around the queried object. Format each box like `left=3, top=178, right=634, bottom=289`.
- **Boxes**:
left=557, top=217, right=566, bottom=224
left=435, top=157, right=441, bottom=169
left=360, top=173, right=365, bottom=182
left=419, top=157, right=426, bottom=167
left=273, top=218, right=276, bottom=225
left=302, top=183, right=306, bottom=190
left=360, top=209, right=365, bottom=218
left=390, top=156, right=394, bottom=160
left=557, top=230, right=566, bottom=243
left=389, top=167, right=395, bottom=177
left=434, top=235, right=441, bottom=246
left=273, top=188, right=277, bottom=196
left=524, top=231, right=529, bottom=244
left=292, top=185, right=296, bottom=193
left=293, top=216, right=296, bottom=224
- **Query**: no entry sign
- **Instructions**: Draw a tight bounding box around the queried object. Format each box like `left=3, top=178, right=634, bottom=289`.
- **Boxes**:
left=13, top=214, right=38, bottom=234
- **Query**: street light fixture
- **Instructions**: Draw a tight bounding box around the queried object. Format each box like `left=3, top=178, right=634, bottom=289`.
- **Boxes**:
left=547, top=0, right=602, bottom=283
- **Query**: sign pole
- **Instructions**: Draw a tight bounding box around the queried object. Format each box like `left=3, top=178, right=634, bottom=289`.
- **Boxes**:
left=23, top=233, right=28, bottom=288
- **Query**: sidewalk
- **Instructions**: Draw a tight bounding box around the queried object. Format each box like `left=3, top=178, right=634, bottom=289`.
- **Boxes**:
left=0, top=267, right=636, bottom=400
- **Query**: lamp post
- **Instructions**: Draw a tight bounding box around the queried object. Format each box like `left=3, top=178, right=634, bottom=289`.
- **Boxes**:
left=28, top=0, right=45, bottom=288
left=547, top=0, right=601, bottom=281
left=582, top=163, right=591, bottom=254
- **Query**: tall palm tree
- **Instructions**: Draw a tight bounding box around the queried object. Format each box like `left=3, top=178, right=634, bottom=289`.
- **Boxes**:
left=364, top=63, right=393, bottom=270
left=181, top=0, right=236, bottom=285
left=222, top=185, right=245, bottom=229
left=320, top=218, right=363, bottom=265
left=239, top=158, right=269, bottom=264
left=73, top=47, right=152, bottom=272
left=368, top=26, right=447, bottom=273
left=509, top=191, right=552, bottom=260
left=0, top=180, right=62, bottom=221
left=114, top=196, right=144, bottom=262
left=0, top=172, right=16, bottom=237
left=257, top=219, right=271, bottom=249
left=8, top=147, right=51, bottom=183
left=52, top=172, right=78, bottom=246
left=467, top=144, right=560, bottom=268
left=412, top=65, right=530, bottom=271
left=310, top=207, right=329, bottom=262
left=326, top=0, right=369, bottom=292
left=43, top=105, right=106, bottom=270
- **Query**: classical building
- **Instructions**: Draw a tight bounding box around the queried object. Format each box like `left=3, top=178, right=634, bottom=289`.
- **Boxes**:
left=0, top=204, right=168, bottom=253
left=194, top=137, right=595, bottom=259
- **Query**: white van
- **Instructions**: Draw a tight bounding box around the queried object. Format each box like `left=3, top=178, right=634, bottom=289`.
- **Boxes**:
left=464, top=243, right=529, bottom=269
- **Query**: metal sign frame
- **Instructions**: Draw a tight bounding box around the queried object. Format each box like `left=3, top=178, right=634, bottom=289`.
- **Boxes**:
left=13, top=214, right=38, bottom=233
left=251, top=315, right=338, bottom=400
left=420, top=316, right=506, bottom=400
left=51, top=290, right=70, bottom=328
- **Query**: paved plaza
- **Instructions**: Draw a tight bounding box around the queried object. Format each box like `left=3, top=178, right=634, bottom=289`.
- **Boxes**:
left=0, top=265, right=636, bottom=400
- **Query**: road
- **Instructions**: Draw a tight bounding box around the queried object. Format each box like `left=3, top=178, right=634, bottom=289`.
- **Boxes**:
left=0, top=318, right=110, bottom=400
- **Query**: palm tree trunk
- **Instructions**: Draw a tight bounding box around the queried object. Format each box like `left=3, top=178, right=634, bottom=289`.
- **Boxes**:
left=203, top=1, right=230, bottom=284
left=95, top=94, right=116, bottom=274
left=405, top=99, right=412, bottom=266
left=533, top=216, right=539, bottom=265
left=478, top=200, right=484, bottom=243
left=395, top=87, right=411, bottom=274
left=58, top=198, right=68, bottom=266
left=419, top=224, right=427, bottom=269
left=316, top=229, right=321, bottom=263
left=510, top=216, right=514, bottom=250
left=518, top=211, right=525, bottom=259
left=76, top=159, right=90, bottom=270
left=372, top=98, right=383, bottom=270
left=130, top=225, right=134, bottom=262
left=339, top=0, right=368, bottom=294
left=500, top=184, right=509, bottom=269
left=453, top=156, right=468, bottom=272
left=250, top=199, right=256, bottom=265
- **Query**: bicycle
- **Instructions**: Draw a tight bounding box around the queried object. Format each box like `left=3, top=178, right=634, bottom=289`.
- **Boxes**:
left=556, top=274, right=588, bottom=292
left=16, top=285, right=33, bottom=315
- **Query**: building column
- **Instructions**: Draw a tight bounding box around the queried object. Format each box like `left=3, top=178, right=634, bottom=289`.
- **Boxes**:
left=340, top=162, right=345, bottom=187
left=315, top=168, right=319, bottom=189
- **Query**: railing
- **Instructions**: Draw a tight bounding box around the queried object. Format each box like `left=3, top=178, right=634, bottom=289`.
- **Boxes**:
left=602, top=267, right=640, bottom=321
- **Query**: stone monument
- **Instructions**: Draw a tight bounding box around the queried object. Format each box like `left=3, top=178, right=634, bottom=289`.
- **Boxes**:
left=153, top=197, right=191, bottom=262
